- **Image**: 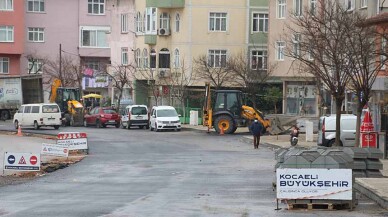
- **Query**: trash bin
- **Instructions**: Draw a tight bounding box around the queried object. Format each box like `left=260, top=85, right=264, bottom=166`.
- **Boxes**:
left=305, top=121, right=314, bottom=142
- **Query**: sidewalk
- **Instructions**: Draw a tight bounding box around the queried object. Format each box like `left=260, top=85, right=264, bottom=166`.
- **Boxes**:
left=182, top=124, right=388, bottom=210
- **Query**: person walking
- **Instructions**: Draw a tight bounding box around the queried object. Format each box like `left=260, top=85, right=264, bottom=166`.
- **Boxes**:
left=250, top=119, right=263, bottom=149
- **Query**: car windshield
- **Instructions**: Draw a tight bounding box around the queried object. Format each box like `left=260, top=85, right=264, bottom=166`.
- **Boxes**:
left=157, top=109, right=177, bottom=117
left=132, top=107, right=147, bottom=115
left=103, top=109, right=116, bottom=114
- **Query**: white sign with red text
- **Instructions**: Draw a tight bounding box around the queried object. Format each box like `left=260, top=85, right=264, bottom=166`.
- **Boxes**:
left=57, top=132, right=88, bottom=150
left=41, top=143, right=69, bottom=157
left=4, top=152, right=40, bottom=171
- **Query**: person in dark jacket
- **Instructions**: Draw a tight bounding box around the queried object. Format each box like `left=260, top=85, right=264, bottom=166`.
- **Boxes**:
left=249, top=119, right=263, bottom=149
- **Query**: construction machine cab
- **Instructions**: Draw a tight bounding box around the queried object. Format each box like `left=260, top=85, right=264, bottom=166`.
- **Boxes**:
left=213, top=90, right=243, bottom=118
left=55, top=87, right=81, bottom=113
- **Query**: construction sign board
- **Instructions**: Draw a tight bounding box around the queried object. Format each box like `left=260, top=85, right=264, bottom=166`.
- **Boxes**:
left=276, top=168, right=352, bottom=200
left=4, top=152, right=40, bottom=171
left=41, top=143, right=69, bottom=157
left=57, top=132, right=88, bottom=151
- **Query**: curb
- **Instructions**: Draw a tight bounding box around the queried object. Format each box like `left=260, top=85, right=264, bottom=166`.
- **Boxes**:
left=354, top=180, right=388, bottom=210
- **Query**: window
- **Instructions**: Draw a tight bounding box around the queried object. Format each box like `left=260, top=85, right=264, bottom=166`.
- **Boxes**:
left=307, top=45, right=314, bottom=60
left=175, top=13, right=180, bottom=32
left=135, top=49, right=141, bottom=68
left=159, top=48, right=170, bottom=69
left=159, top=13, right=170, bottom=30
left=277, top=0, right=286, bottom=19
left=174, top=49, right=180, bottom=68
left=251, top=50, right=267, bottom=70
left=292, top=34, right=301, bottom=57
left=381, top=37, right=387, bottom=69
left=121, top=48, right=128, bottom=65
left=252, top=13, right=268, bottom=32
left=143, top=49, right=148, bottom=68
left=310, top=0, right=317, bottom=15
left=0, top=0, right=13, bottom=11
left=276, top=41, right=285, bottom=60
left=209, top=12, right=227, bottom=31
left=121, top=13, right=128, bottom=33
left=208, top=50, right=227, bottom=68
left=81, top=27, right=109, bottom=48
left=0, top=57, right=9, bottom=73
left=88, top=0, right=105, bottom=15
left=28, top=59, right=43, bottom=74
left=361, top=0, right=367, bottom=8
left=294, top=0, right=302, bottom=16
left=27, top=0, right=44, bottom=12
left=146, top=7, right=157, bottom=34
left=28, top=27, right=44, bottom=42
left=0, top=26, right=13, bottom=42
left=31, top=106, right=40, bottom=113
left=344, top=0, right=355, bottom=11
left=150, top=49, right=156, bottom=68
left=135, top=12, right=143, bottom=33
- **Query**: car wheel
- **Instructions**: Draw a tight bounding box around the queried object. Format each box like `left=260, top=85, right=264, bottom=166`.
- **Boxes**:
left=139, top=126, right=144, bottom=129
left=149, top=122, right=153, bottom=131
left=14, top=120, right=19, bottom=130
left=115, top=123, right=120, bottom=128
left=102, top=123, right=107, bottom=128
left=1, top=110, right=10, bottom=120
left=327, top=139, right=335, bottom=147
left=146, top=124, right=150, bottom=129
left=155, top=123, right=159, bottom=132
left=176, top=129, right=181, bottom=132
left=96, top=120, right=101, bottom=128
left=54, top=125, right=60, bottom=130
left=120, top=120, right=125, bottom=129
left=84, top=119, right=88, bottom=127
left=34, top=121, right=40, bottom=130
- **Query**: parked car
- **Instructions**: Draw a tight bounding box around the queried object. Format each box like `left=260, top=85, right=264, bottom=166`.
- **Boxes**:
left=83, top=107, right=120, bottom=128
left=120, top=105, right=149, bottom=129
left=317, top=114, right=357, bottom=147
left=13, top=103, right=61, bottom=130
left=149, top=106, right=181, bottom=132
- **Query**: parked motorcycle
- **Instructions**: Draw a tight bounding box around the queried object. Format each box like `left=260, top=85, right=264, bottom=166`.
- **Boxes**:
left=290, top=125, right=300, bottom=146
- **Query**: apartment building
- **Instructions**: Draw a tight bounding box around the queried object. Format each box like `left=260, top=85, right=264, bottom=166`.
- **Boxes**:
left=22, top=0, right=111, bottom=102
left=133, top=0, right=261, bottom=107
left=0, top=0, right=23, bottom=77
left=108, top=0, right=136, bottom=101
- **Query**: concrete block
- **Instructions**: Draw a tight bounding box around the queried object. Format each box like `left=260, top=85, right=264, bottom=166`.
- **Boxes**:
left=353, top=159, right=367, bottom=170
left=365, top=148, right=384, bottom=159
left=343, top=147, right=368, bottom=159
left=353, top=170, right=367, bottom=178
left=365, top=170, right=384, bottom=178
left=365, top=159, right=383, bottom=170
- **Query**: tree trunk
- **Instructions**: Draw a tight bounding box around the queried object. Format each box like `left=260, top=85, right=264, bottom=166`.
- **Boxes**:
left=116, top=90, right=123, bottom=113
left=334, top=97, right=343, bottom=147
left=354, top=103, right=363, bottom=147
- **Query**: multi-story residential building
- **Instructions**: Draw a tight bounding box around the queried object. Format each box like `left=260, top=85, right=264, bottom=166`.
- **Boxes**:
left=23, top=0, right=111, bottom=102
left=133, top=0, right=253, bottom=107
left=0, top=0, right=23, bottom=77
left=108, top=0, right=136, bottom=102
left=268, top=0, right=388, bottom=117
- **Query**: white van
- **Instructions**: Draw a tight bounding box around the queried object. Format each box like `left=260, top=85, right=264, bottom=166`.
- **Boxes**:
left=120, top=105, right=149, bottom=129
left=13, top=103, right=62, bottom=130
left=317, top=114, right=357, bottom=147
left=149, top=106, right=181, bottom=132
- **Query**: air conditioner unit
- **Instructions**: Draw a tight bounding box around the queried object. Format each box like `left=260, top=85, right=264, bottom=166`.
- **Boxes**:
left=158, top=69, right=170, bottom=78
left=158, top=28, right=170, bottom=36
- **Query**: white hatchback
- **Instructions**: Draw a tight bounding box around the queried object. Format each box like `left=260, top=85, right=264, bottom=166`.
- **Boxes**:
left=149, top=106, right=181, bottom=132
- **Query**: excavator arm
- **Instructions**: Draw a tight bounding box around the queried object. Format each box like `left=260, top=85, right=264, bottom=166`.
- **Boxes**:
left=241, top=105, right=271, bottom=129
left=202, top=82, right=213, bottom=130
left=49, top=79, right=62, bottom=103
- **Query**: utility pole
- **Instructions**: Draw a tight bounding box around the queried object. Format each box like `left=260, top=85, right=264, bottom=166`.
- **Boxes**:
left=59, top=43, right=62, bottom=82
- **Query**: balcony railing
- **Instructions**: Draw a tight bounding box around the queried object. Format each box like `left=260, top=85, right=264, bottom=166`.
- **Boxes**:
left=146, top=0, right=185, bottom=8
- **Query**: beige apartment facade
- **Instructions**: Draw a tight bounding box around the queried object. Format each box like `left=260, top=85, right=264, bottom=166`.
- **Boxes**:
left=133, top=0, right=249, bottom=107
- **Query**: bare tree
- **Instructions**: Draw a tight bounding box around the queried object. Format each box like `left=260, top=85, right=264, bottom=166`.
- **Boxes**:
left=104, top=63, right=135, bottom=112
left=131, top=67, right=161, bottom=106
left=193, top=54, right=234, bottom=89
left=345, top=19, right=388, bottom=147
left=159, top=60, right=197, bottom=117
left=228, top=51, right=278, bottom=108
left=283, top=1, right=361, bottom=146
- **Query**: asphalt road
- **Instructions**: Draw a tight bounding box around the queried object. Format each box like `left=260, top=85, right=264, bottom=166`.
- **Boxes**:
left=0, top=122, right=387, bottom=216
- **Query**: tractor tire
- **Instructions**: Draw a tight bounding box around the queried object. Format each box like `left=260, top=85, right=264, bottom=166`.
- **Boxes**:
left=214, top=115, right=235, bottom=134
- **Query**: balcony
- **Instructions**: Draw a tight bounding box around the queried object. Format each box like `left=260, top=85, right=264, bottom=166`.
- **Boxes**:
left=146, top=0, right=185, bottom=8
left=144, top=35, right=157, bottom=45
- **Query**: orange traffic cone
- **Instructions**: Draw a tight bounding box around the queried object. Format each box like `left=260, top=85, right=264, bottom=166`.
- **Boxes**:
left=220, top=126, right=224, bottom=135
left=17, top=124, right=22, bottom=136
